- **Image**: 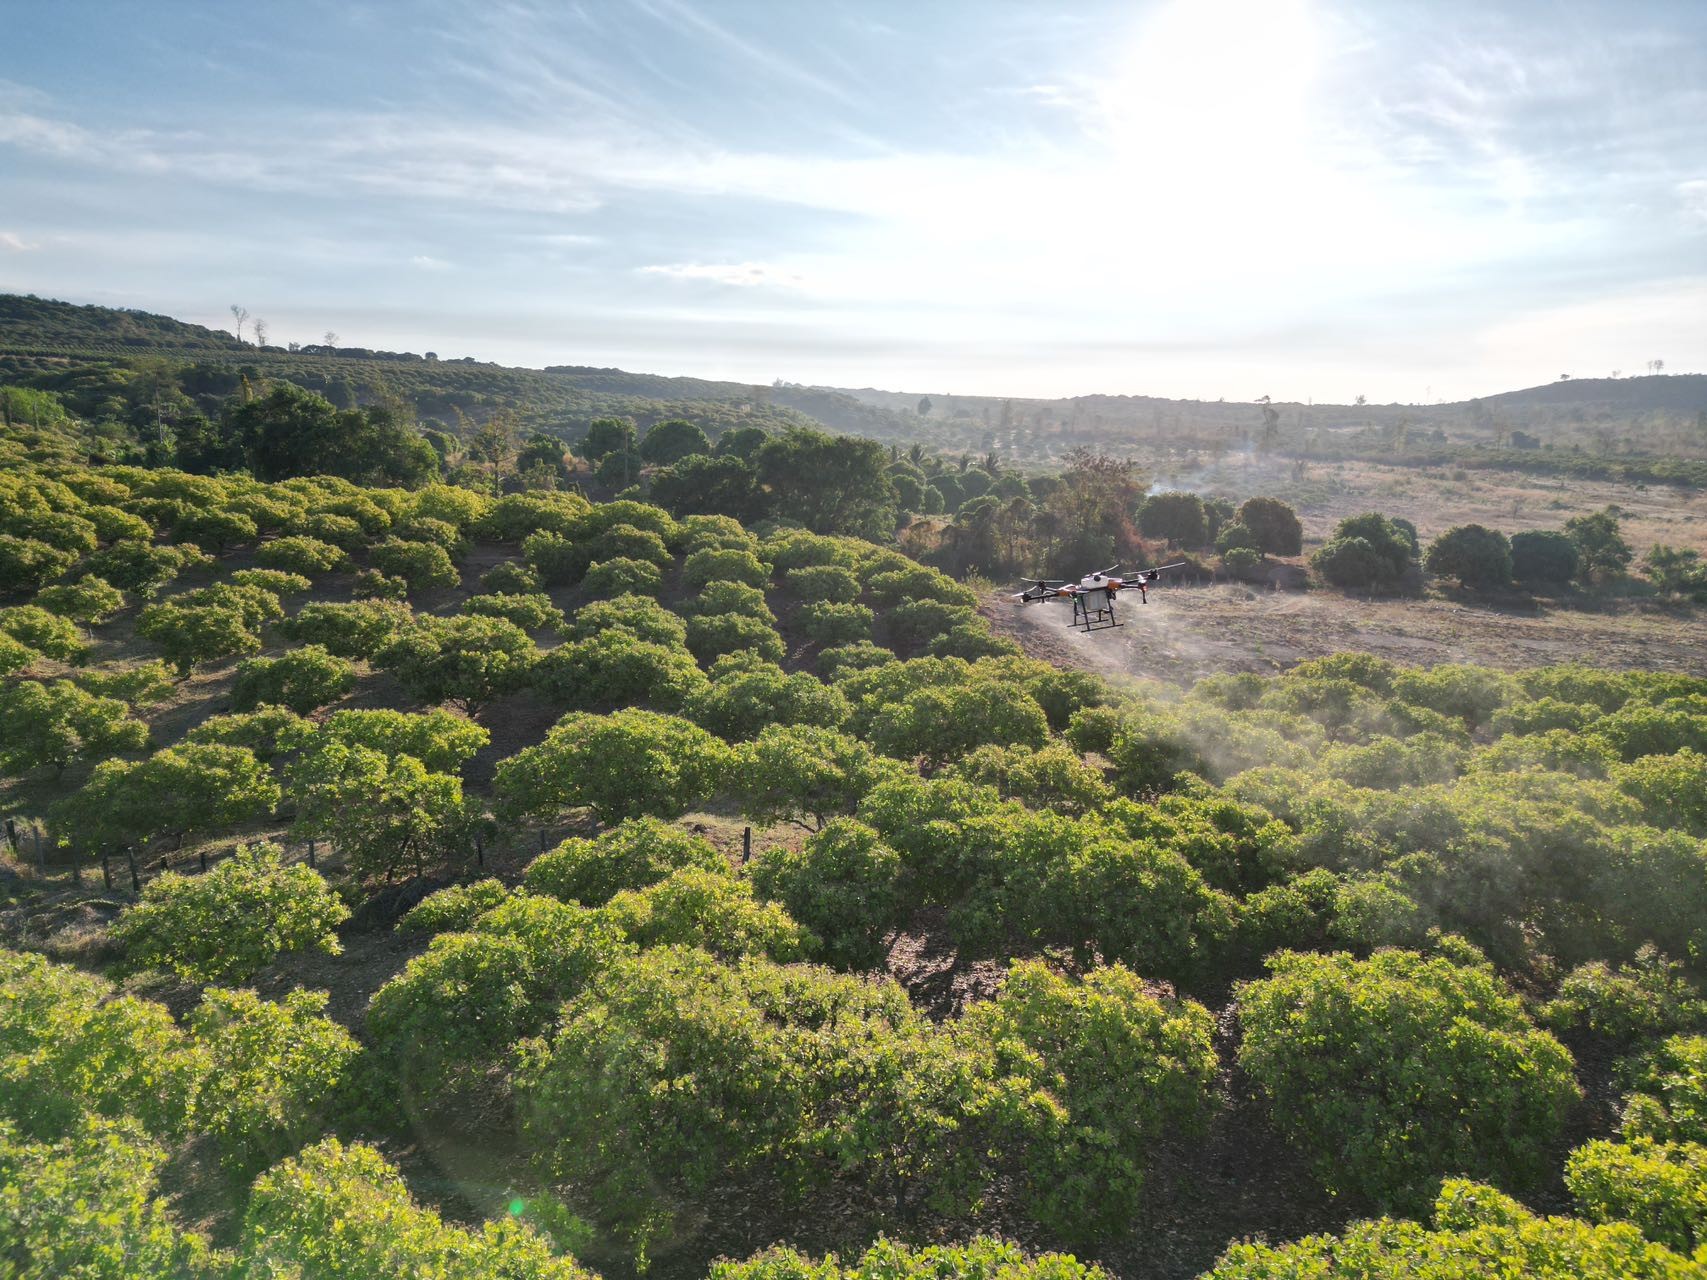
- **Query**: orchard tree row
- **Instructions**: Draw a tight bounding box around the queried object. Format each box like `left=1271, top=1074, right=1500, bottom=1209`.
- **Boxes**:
left=3, top=452, right=1707, bottom=1278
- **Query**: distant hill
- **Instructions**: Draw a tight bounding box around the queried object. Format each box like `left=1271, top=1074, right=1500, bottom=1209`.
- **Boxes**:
left=1, top=292, right=1700, bottom=464
left=1477, top=374, right=1707, bottom=415
left=0, top=294, right=247, bottom=353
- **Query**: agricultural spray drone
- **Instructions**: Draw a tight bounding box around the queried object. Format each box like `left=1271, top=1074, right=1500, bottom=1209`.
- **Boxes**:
left=1009, top=563, right=1186, bottom=632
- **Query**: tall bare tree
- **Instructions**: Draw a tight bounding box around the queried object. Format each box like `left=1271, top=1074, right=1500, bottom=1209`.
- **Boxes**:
left=252, top=318, right=269, bottom=348
left=323, top=331, right=340, bottom=348
left=230, top=304, right=249, bottom=343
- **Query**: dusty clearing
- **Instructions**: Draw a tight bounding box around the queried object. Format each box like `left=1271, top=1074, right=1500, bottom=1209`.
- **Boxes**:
left=1156, top=456, right=1707, bottom=556
left=986, top=584, right=1707, bottom=685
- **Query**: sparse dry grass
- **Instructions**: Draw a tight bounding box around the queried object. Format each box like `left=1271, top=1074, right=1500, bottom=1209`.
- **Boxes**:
left=988, top=582, right=1707, bottom=686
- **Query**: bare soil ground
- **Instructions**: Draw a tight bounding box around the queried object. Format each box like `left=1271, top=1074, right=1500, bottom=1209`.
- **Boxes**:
left=987, top=583, right=1707, bottom=686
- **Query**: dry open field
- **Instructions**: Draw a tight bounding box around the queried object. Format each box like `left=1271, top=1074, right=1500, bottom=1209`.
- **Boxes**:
left=987, top=583, right=1707, bottom=687
left=1158, top=454, right=1707, bottom=555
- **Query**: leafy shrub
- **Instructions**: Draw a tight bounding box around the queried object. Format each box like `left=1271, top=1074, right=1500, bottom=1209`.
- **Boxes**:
left=1221, top=545, right=1261, bottom=578
left=393, top=515, right=464, bottom=555
left=377, top=615, right=538, bottom=711
left=948, top=742, right=1113, bottom=815
left=463, top=591, right=565, bottom=631
left=112, top=844, right=348, bottom=982
left=1238, top=948, right=1579, bottom=1208
left=0, top=605, right=86, bottom=663
left=734, top=725, right=900, bottom=832
left=0, top=949, right=200, bottom=1140
left=1237, top=496, right=1304, bottom=556
left=0, top=679, right=149, bottom=776
left=568, top=593, right=687, bottom=646
left=600, top=867, right=811, bottom=960
left=751, top=820, right=904, bottom=968
left=817, top=640, right=893, bottom=679
left=241, top=1138, right=592, bottom=1280
left=1426, top=524, right=1513, bottom=589
left=583, top=555, right=664, bottom=597
left=368, top=537, right=459, bottom=592
left=683, top=547, right=769, bottom=590
left=315, top=707, right=488, bottom=771
left=1620, top=1035, right=1707, bottom=1145
left=351, top=568, right=409, bottom=600
left=713, top=1238, right=1108, bottom=1280
left=1544, top=949, right=1707, bottom=1044
left=687, top=610, right=786, bottom=665
left=298, top=511, right=367, bottom=551
left=685, top=659, right=848, bottom=739
left=64, top=743, right=282, bottom=851
left=232, top=644, right=356, bottom=714
left=0, top=535, right=78, bottom=595
left=870, top=680, right=1049, bottom=765
left=930, top=621, right=1021, bottom=661
left=1614, top=750, right=1707, bottom=836
left=33, top=576, right=126, bottom=623
left=960, top=960, right=1218, bottom=1239
left=799, top=600, right=874, bottom=645
left=255, top=535, right=349, bottom=576
left=406, top=483, right=493, bottom=530
left=1392, top=663, right=1514, bottom=730
left=279, top=599, right=412, bottom=658
left=513, top=947, right=931, bottom=1255
left=534, top=629, right=706, bottom=711
left=71, top=659, right=175, bottom=707
left=1204, top=1178, right=1700, bottom=1279
left=476, top=492, right=588, bottom=543
left=368, top=895, right=630, bottom=1104
left=888, top=599, right=975, bottom=648
left=866, top=564, right=977, bottom=608
left=398, top=879, right=512, bottom=934
left=481, top=559, right=542, bottom=594
left=135, top=601, right=255, bottom=673
left=525, top=818, right=726, bottom=905
left=684, top=579, right=774, bottom=621
left=174, top=582, right=284, bottom=629
left=785, top=563, right=860, bottom=603
left=1512, top=528, right=1580, bottom=587
left=173, top=506, right=258, bottom=553
left=289, top=742, right=474, bottom=880
left=0, top=1115, right=219, bottom=1278
left=497, top=709, right=732, bottom=825
left=1566, top=1138, right=1707, bottom=1253
left=185, top=706, right=311, bottom=760
left=190, top=987, right=362, bottom=1175
left=227, top=568, right=314, bottom=596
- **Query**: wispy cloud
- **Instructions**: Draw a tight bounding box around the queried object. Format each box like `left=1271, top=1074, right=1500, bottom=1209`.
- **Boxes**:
left=1680, top=180, right=1707, bottom=227
left=410, top=254, right=450, bottom=270
left=0, top=231, right=37, bottom=252
left=640, top=261, right=807, bottom=288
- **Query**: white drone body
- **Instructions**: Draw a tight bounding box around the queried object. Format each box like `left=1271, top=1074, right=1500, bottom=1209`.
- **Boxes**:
left=1009, top=563, right=1187, bottom=632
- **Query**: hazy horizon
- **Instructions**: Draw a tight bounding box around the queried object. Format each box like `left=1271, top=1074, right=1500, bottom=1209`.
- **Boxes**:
left=4, top=1, right=1704, bottom=403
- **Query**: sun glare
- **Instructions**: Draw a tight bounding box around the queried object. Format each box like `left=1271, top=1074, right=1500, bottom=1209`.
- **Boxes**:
left=1100, top=0, right=1323, bottom=184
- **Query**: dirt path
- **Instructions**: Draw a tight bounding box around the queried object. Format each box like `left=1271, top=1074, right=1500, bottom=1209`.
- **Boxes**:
left=986, top=584, right=1707, bottom=685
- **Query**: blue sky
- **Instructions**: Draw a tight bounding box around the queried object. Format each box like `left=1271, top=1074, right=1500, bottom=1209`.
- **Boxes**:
left=2, top=0, right=1703, bottom=402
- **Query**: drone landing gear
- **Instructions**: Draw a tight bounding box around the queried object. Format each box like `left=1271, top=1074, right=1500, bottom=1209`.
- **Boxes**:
left=1072, top=591, right=1121, bottom=632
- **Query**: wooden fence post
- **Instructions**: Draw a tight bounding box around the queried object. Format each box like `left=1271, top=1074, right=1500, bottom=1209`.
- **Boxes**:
left=3, top=817, right=15, bottom=853
left=124, top=847, right=141, bottom=893
left=742, top=826, right=752, bottom=866
left=199, top=847, right=208, bottom=872
left=475, top=832, right=485, bottom=867
left=101, top=854, right=112, bottom=890
left=307, top=839, right=316, bottom=869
